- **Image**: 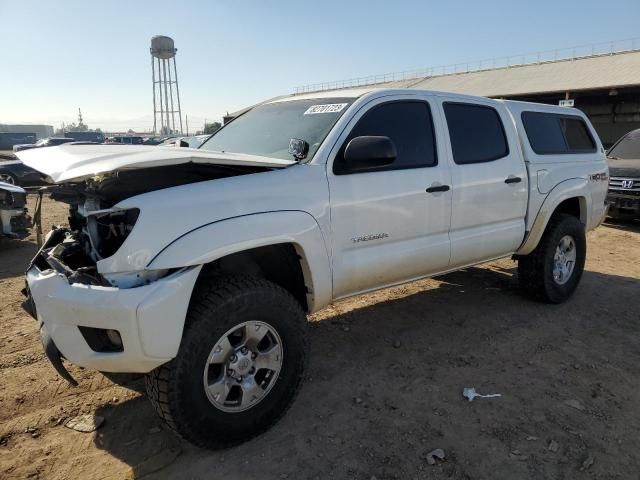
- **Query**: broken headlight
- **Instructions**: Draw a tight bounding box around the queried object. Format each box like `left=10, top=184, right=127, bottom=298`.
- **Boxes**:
left=87, top=208, right=140, bottom=259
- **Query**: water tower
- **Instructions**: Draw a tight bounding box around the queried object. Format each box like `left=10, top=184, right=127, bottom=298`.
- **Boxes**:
left=151, top=35, right=183, bottom=135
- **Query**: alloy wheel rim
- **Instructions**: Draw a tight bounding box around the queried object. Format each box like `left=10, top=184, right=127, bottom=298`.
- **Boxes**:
left=203, top=320, right=283, bottom=412
left=0, top=174, right=15, bottom=185
left=552, top=235, right=577, bottom=285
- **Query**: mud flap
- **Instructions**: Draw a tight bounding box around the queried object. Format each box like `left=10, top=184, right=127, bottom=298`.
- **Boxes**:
left=39, top=322, right=78, bottom=387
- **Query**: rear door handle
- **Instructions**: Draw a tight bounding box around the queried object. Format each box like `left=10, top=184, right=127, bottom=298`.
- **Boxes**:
left=505, top=176, right=522, bottom=184
left=426, top=185, right=450, bottom=193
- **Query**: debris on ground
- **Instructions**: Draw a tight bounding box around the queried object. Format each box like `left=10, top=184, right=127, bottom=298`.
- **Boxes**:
left=548, top=440, right=559, bottom=452
left=463, top=387, right=502, bottom=402
left=509, top=450, right=528, bottom=461
left=581, top=453, right=595, bottom=471
left=564, top=399, right=586, bottom=412
left=64, top=414, right=104, bottom=433
left=426, top=448, right=446, bottom=465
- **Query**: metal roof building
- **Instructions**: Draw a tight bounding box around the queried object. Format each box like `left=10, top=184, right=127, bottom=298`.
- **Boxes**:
left=294, top=47, right=640, bottom=96
left=298, top=45, right=640, bottom=147
left=227, top=40, right=640, bottom=147
left=370, top=50, right=640, bottom=98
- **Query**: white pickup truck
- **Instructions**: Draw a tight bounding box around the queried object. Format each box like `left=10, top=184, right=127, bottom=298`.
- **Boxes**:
left=19, top=88, right=608, bottom=448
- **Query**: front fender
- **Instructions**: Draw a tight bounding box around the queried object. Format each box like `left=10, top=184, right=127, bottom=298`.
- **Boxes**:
left=147, top=210, right=332, bottom=312
left=516, top=178, right=589, bottom=255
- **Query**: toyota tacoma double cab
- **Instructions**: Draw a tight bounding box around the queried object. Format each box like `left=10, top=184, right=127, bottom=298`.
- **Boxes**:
left=18, top=88, right=608, bottom=448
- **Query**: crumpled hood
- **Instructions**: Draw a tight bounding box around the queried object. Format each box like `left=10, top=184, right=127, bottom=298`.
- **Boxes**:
left=16, top=144, right=295, bottom=183
left=607, top=158, right=640, bottom=178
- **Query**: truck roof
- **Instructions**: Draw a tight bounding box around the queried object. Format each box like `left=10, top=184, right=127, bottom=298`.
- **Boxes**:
left=268, top=87, right=589, bottom=119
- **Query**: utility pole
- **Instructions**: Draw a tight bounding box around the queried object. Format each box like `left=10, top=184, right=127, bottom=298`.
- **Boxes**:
left=186, top=115, right=189, bottom=136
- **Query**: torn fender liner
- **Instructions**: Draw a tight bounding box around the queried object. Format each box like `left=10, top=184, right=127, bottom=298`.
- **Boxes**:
left=21, top=283, right=37, bottom=320
left=40, top=322, right=78, bottom=386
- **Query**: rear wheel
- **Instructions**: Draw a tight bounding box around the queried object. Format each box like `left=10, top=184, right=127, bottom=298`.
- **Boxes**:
left=517, top=214, right=586, bottom=303
left=145, top=276, right=308, bottom=449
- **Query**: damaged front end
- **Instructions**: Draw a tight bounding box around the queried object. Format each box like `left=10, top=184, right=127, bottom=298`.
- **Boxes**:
left=30, top=206, right=143, bottom=288
left=18, top=150, right=280, bottom=382
left=22, top=165, right=243, bottom=380
left=29, top=162, right=259, bottom=288
left=23, top=183, right=146, bottom=385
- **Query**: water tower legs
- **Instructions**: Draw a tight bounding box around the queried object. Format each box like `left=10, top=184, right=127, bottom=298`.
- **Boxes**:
left=150, top=35, right=182, bottom=136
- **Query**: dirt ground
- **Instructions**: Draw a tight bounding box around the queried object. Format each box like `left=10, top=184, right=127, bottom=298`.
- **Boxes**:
left=1, top=196, right=639, bottom=480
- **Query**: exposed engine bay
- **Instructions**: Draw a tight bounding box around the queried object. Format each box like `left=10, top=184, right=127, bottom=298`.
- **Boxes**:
left=32, top=163, right=268, bottom=286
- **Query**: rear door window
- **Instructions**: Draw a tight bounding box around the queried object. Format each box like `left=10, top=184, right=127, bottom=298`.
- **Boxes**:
left=521, top=111, right=595, bottom=154
left=443, top=103, right=509, bottom=164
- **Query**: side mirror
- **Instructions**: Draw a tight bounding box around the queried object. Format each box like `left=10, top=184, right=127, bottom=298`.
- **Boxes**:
left=179, top=139, right=189, bottom=148
left=288, top=138, right=309, bottom=160
left=342, top=136, right=397, bottom=172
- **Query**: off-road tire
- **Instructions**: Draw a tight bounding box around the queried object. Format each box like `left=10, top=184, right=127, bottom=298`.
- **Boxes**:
left=517, top=213, right=586, bottom=303
left=145, top=275, right=308, bottom=449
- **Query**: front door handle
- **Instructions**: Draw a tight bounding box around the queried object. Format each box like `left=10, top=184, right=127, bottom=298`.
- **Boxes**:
left=505, top=176, right=522, bottom=184
left=426, top=185, right=450, bottom=193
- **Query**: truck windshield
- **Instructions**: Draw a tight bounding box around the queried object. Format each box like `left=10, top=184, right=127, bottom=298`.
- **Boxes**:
left=199, top=98, right=353, bottom=161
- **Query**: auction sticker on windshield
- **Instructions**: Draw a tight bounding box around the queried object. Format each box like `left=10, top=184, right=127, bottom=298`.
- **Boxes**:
left=304, top=103, right=348, bottom=115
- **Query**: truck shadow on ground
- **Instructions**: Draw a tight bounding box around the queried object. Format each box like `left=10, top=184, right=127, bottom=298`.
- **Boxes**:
left=0, top=238, right=37, bottom=281
left=91, top=263, right=640, bottom=479
left=602, top=218, right=640, bottom=233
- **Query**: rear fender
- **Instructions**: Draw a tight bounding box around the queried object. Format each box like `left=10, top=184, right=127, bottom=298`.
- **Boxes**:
left=517, top=178, right=589, bottom=255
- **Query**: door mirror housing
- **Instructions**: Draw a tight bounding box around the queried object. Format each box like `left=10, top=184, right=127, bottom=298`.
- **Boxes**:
left=342, top=136, right=397, bottom=173
left=288, top=138, right=309, bottom=160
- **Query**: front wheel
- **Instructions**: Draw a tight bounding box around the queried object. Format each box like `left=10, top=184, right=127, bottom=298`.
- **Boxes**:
left=517, top=214, right=586, bottom=303
left=145, top=276, right=308, bottom=449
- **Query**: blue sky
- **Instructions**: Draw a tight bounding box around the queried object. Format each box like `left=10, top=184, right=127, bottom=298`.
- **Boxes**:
left=1, top=0, right=639, bottom=132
